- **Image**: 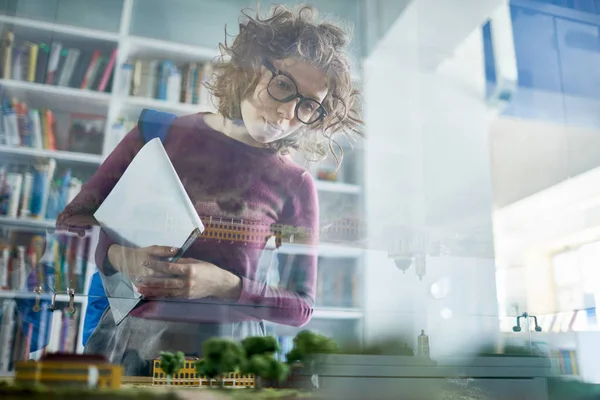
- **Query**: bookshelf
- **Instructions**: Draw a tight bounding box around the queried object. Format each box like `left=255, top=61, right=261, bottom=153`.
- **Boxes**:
left=0, top=215, right=56, bottom=231
left=0, top=14, right=120, bottom=42
left=315, top=180, right=361, bottom=195
left=0, top=0, right=366, bottom=364
left=123, top=96, right=214, bottom=116
left=279, top=243, right=364, bottom=258
left=0, top=78, right=111, bottom=108
left=312, top=307, right=364, bottom=320
left=0, top=144, right=103, bottom=165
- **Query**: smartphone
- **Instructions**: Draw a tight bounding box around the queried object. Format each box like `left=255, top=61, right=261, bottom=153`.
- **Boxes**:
left=168, top=227, right=202, bottom=263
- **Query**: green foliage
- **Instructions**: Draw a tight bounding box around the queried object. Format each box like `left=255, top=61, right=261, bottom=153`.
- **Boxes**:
left=244, top=354, right=290, bottom=386
left=159, top=351, right=185, bottom=379
left=199, top=338, right=245, bottom=387
left=269, top=357, right=290, bottom=383
left=246, top=354, right=271, bottom=377
left=286, top=330, right=338, bottom=365
left=195, top=358, right=220, bottom=383
left=239, top=336, right=289, bottom=389
left=241, top=335, right=279, bottom=359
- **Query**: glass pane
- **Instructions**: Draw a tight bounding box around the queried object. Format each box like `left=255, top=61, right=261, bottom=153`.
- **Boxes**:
left=129, top=0, right=252, bottom=49
left=0, top=0, right=123, bottom=32
left=2, top=0, right=600, bottom=396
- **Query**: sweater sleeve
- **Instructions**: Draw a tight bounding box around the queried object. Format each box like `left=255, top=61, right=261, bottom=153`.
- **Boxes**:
left=56, top=128, right=143, bottom=276
left=234, top=171, right=319, bottom=327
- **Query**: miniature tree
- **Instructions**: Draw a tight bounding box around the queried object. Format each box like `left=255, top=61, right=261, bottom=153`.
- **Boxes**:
left=198, top=338, right=244, bottom=388
left=245, top=354, right=289, bottom=389
left=240, top=335, right=287, bottom=389
left=286, top=330, right=339, bottom=389
left=159, top=351, right=185, bottom=385
left=196, top=358, right=219, bottom=388
left=241, top=335, right=279, bottom=359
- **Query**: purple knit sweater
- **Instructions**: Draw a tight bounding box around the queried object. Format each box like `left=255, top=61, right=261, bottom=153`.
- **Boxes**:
left=57, top=113, right=319, bottom=327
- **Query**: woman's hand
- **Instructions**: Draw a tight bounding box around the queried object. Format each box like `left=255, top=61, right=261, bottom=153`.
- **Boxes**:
left=107, top=244, right=180, bottom=284
left=134, top=257, right=243, bottom=301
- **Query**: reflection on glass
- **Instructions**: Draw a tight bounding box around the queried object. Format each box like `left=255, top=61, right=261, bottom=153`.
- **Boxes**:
left=1, top=0, right=600, bottom=396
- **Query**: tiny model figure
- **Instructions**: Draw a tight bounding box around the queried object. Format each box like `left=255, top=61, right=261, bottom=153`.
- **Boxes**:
left=15, top=353, right=122, bottom=389
left=417, top=329, right=430, bottom=358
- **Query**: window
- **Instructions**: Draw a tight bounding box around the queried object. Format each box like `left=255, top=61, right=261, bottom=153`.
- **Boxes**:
left=552, top=241, right=600, bottom=329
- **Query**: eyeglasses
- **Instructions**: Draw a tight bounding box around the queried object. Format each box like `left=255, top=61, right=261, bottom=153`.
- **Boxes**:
left=262, top=59, right=327, bottom=125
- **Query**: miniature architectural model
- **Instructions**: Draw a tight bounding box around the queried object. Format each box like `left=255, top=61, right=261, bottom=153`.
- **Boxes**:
left=151, top=357, right=255, bottom=387
left=417, top=330, right=430, bottom=358
left=15, top=353, right=122, bottom=388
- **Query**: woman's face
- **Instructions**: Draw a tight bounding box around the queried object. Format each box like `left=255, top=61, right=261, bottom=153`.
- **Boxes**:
left=240, top=58, right=329, bottom=145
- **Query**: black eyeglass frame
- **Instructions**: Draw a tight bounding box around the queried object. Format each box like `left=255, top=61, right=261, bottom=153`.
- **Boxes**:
left=262, top=58, right=328, bottom=125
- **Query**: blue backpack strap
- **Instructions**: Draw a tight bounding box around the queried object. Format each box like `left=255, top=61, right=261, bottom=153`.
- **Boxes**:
left=82, top=271, right=109, bottom=347
left=137, top=108, right=178, bottom=143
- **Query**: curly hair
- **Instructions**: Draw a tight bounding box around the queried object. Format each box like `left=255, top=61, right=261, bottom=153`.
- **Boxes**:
left=205, top=4, right=363, bottom=167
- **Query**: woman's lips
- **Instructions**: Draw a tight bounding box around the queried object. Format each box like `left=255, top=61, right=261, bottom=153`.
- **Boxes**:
left=265, top=121, right=283, bottom=136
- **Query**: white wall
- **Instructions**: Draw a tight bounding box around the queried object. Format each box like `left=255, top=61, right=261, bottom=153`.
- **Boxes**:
left=362, top=0, right=501, bottom=355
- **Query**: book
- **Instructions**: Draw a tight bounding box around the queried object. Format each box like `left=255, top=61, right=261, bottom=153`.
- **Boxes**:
left=93, top=138, right=204, bottom=324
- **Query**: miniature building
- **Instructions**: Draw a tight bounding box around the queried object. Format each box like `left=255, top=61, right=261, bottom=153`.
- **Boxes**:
left=417, top=330, right=430, bottom=358
left=196, top=216, right=364, bottom=248
left=15, top=353, right=122, bottom=389
left=151, top=357, right=255, bottom=387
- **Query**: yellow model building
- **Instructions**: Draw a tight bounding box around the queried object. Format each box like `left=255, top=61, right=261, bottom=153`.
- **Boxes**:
left=15, top=353, right=122, bottom=389
left=152, top=357, right=255, bottom=387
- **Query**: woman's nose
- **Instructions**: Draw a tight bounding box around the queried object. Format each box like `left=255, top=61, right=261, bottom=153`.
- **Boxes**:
left=277, top=100, right=297, bottom=120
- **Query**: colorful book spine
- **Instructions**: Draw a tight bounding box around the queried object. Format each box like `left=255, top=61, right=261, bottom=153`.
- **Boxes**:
left=80, top=50, right=101, bottom=89
left=45, top=42, right=63, bottom=85
left=2, top=31, right=14, bottom=80
left=0, top=247, right=8, bottom=289
left=5, top=172, right=23, bottom=218
left=25, top=42, right=38, bottom=82
left=0, top=300, right=16, bottom=371
left=19, top=172, right=33, bottom=217
left=97, top=48, right=117, bottom=92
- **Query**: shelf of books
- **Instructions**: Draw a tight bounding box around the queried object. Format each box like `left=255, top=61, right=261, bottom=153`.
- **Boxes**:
left=0, top=2, right=366, bottom=368
left=0, top=224, right=98, bottom=368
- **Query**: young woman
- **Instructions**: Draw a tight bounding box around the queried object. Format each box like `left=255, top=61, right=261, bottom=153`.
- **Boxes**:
left=57, top=5, right=362, bottom=375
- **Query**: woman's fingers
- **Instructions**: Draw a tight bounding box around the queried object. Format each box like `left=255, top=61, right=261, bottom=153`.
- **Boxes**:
left=143, top=259, right=187, bottom=276
left=140, top=289, right=185, bottom=299
left=137, top=277, right=187, bottom=289
left=144, top=245, right=179, bottom=258
left=138, top=280, right=187, bottom=299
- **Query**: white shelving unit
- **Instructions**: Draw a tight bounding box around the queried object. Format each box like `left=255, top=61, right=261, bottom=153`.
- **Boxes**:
left=123, top=96, right=214, bottom=116
left=313, top=307, right=364, bottom=320
left=0, top=0, right=366, bottom=354
left=0, top=145, right=104, bottom=165
left=315, top=180, right=361, bottom=195
left=0, top=215, right=57, bottom=231
left=0, top=14, right=120, bottom=42
left=279, top=242, right=364, bottom=258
